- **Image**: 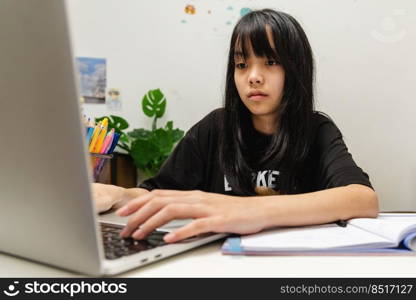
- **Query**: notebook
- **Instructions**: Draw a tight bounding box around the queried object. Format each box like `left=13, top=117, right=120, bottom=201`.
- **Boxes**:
left=222, top=213, right=416, bottom=255
left=0, top=0, right=226, bottom=276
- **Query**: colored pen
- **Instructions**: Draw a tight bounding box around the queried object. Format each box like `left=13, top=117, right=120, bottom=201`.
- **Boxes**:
left=107, top=132, right=120, bottom=154
left=101, top=117, right=109, bottom=128
left=86, top=126, right=94, bottom=145
left=93, top=125, right=108, bottom=153
left=100, top=129, right=115, bottom=154
left=88, top=122, right=102, bottom=152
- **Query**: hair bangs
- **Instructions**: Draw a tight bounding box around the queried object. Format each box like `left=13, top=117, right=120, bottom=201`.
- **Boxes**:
left=233, top=16, right=281, bottom=62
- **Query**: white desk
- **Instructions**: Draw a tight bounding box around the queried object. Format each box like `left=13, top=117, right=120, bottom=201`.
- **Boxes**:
left=3, top=212, right=416, bottom=277
left=2, top=241, right=416, bottom=277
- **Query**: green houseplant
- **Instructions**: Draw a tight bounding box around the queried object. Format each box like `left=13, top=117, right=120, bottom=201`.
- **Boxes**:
left=96, top=88, right=184, bottom=179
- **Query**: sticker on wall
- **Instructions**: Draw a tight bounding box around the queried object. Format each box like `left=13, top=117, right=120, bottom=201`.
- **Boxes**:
left=184, top=4, right=196, bottom=15
left=76, top=57, right=107, bottom=104
left=178, top=1, right=254, bottom=36
left=240, top=7, right=251, bottom=17
left=106, top=88, right=122, bottom=111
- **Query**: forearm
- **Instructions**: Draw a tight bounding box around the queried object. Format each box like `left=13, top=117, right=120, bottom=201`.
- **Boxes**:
left=257, top=184, right=379, bottom=229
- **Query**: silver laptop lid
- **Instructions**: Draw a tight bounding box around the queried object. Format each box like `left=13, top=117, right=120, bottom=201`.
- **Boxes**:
left=0, top=0, right=103, bottom=275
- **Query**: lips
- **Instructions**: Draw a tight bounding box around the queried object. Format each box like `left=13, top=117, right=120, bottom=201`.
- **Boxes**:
left=247, top=90, right=268, bottom=100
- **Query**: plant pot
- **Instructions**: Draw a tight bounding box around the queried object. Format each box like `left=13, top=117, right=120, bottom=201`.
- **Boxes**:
left=108, top=152, right=138, bottom=188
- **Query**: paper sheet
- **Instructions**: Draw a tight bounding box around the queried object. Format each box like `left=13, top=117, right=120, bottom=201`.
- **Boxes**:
left=241, top=223, right=393, bottom=251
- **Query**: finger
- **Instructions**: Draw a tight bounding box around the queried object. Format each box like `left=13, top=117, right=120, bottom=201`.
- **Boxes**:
left=116, top=190, right=167, bottom=216
left=116, top=193, right=150, bottom=216
left=164, top=218, right=214, bottom=243
left=120, top=196, right=175, bottom=237
left=119, top=191, right=204, bottom=237
left=116, top=189, right=197, bottom=216
left=131, top=204, right=205, bottom=240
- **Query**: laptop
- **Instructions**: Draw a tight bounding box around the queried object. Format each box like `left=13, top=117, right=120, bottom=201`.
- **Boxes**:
left=0, top=0, right=226, bottom=276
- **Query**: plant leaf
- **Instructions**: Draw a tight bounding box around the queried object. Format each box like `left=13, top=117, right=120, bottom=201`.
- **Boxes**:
left=142, top=88, right=166, bottom=118
left=165, top=121, right=173, bottom=131
left=95, top=115, right=129, bottom=133
left=109, top=115, right=129, bottom=130
left=118, top=133, right=129, bottom=144
left=130, top=138, right=160, bottom=169
left=152, top=128, right=173, bottom=156
left=128, top=128, right=151, bottom=140
left=172, top=128, right=185, bottom=143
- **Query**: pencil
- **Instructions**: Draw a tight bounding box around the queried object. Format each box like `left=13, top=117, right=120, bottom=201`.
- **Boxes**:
left=93, top=126, right=108, bottom=153
left=88, top=122, right=102, bottom=152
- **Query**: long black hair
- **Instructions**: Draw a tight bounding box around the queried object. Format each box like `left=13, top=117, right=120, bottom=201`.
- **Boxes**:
left=219, top=9, right=315, bottom=195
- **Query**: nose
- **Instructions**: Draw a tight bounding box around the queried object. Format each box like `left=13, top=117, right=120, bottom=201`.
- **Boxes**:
left=248, top=68, right=264, bottom=86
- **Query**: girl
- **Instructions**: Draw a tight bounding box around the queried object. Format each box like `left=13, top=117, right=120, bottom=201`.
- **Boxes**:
left=94, top=9, right=378, bottom=243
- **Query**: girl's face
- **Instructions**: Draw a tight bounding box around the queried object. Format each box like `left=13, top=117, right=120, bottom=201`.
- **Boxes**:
left=233, top=30, right=285, bottom=120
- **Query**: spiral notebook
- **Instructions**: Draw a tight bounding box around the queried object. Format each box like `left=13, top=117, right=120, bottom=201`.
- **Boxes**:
left=222, top=213, right=416, bottom=256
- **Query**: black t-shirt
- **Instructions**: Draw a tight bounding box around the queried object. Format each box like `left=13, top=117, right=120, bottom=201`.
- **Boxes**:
left=140, top=108, right=373, bottom=194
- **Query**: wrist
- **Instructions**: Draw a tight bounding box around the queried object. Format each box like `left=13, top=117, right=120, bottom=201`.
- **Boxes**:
left=116, top=187, right=149, bottom=208
left=254, top=195, right=286, bottom=230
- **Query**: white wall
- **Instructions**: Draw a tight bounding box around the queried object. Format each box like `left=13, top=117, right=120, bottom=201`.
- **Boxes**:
left=66, top=0, right=416, bottom=211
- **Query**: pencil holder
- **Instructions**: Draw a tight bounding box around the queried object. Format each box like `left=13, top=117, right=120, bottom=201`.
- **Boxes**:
left=90, top=153, right=113, bottom=183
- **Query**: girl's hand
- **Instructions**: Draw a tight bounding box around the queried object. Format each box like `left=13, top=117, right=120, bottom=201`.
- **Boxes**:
left=92, top=183, right=126, bottom=213
left=92, top=183, right=149, bottom=213
left=116, top=189, right=269, bottom=243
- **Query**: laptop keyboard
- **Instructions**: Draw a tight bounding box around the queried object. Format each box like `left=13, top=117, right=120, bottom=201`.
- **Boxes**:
left=100, top=223, right=168, bottom=260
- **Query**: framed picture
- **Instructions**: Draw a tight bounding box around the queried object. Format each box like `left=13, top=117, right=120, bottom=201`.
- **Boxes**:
left=76, top=57, right=107, bottom=104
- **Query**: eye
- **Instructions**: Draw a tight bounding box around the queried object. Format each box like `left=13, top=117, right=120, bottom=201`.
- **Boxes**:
left=266, top=60, right=278, bottom=66
left=235, top=62, right=247, bottom=69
